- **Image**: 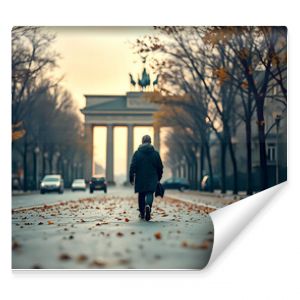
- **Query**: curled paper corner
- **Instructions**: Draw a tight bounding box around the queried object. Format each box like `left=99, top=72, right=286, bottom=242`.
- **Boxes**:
left=206, top=181, right=287, bottom=267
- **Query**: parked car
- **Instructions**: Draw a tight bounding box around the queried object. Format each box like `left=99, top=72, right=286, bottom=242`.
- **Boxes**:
left=89, top=176, right=107, bottom=193
left=162, top=177, right=190, bottom=192
left=40, top=174, right=64, bottom=194
left=71, top=179, right=86, bottom=191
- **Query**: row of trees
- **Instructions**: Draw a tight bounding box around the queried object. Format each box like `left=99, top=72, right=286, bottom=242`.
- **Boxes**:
left=12, top=27, right=86, bottom=190
left=135, top=26, right=287, bottom=194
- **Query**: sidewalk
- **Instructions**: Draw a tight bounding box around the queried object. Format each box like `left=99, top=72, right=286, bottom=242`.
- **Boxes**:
left=166, top=189, right=245, bottom=209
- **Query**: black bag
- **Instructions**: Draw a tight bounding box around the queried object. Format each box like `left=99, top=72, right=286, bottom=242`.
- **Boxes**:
left=155, top=182, right=165, bottom=198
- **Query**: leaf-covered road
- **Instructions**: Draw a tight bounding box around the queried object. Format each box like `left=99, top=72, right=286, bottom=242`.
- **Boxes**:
left=12, top=195, right=214, bottom=269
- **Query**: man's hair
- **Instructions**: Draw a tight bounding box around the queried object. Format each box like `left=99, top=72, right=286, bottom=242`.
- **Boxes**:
left=142, top=135, right=151, bottom=144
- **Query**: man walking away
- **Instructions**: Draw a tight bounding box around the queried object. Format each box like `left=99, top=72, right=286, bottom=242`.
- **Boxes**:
left=129, top=135, right=163, bottom=221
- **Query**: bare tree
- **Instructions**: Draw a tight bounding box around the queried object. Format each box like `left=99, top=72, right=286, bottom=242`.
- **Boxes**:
left=203, top=26, right=287, bottom=190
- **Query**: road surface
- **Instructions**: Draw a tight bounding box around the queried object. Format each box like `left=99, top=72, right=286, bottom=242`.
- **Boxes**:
left=12, top=186, right=237, bottom=209
left=12, top=187, right=214, bottom=269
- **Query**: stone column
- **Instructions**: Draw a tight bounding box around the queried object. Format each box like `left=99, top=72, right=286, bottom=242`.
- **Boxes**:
left=106, top=124, right=115, bottom=185
left=127, top=124, right=134, bottom=184
left=83, top=124, right=93, bottom=180
left=154, top=125, right=160, bottom=152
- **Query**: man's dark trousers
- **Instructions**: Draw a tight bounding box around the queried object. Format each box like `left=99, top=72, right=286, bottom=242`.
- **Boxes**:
left=138, top=192, right=154, bottom=216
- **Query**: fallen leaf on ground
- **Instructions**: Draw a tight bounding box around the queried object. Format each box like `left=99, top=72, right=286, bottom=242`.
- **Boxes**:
left=181, top=240, right=212, bottom=250
left=90, top=259, right=106, bottom=268
left=119, top=259, right=130, bottom=265
left=181, top=241, right=188, bottom=248
left=198, top=240, right=211, bottom=249
left=116, top=232, right=124, bottom=237
left=59, top=253, right=72, bottom=260
left=77, top=254, right=88, bottom=262
left=47, top=220, right=54, bottom=225
left=12, top=241, right=21, bottom=250
left=124, top=218, right=129, bottom=222
left=154, top=232, right=162, bottom=240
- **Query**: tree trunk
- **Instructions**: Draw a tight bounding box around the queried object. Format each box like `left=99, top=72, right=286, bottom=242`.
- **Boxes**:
left=220, top=140, right=227, bottom=194
left=228, top=138, right=238, bottom=195
left=42, top=152, right=46, bottom=176
left=199, top=145, right=205, bottom=191
left=245, top=118, right=253, bottom=195
left=56, top=156, right=62, bottom=174
left=194, top=158, right=199, bottom=191
left=178, top=164, right=181, bottom=178
left=48, top=154, right=53, bottom=174
left=187, top=162, right=192, bottom=187
left=204, top=140, right=214, bottom=192
left=256, top=98, right=268, bottom=190
left=191, top=156, right=197, bottom=190
left=33, top=151, right=37, bottom=190
left=23, top=140, right=28, bottom=191
left=182, top=161, right=186, bottom=179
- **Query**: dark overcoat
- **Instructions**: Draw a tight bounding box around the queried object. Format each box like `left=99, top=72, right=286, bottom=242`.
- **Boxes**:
left=129, top=143, right=163, bottom=193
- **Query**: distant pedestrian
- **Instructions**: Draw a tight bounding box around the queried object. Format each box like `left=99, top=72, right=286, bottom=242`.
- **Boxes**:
left=129, top=135, right=163, bottom=221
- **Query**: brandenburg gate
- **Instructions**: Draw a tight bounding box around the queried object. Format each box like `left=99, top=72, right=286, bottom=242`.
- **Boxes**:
left=81, top=92, right=160, bottom=184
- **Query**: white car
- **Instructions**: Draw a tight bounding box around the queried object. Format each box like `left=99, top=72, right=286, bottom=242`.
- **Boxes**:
left=71, top=179, right=86, bottom=191
left=40, top=175, right=64, bottom=194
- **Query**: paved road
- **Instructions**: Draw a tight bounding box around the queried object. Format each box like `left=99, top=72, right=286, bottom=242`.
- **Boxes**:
left=12, top=188, right=214, bottom=269
left=12, top=186, right=133, bottom=209
left=12, top=186, right=234, bottom=210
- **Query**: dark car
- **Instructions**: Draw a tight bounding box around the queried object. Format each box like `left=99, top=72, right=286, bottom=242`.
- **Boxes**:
left=40, top=174, right=64, bottom=194
left=89, top=176, right=107, bottom=193
left=162, top=177, right=190, bottom=192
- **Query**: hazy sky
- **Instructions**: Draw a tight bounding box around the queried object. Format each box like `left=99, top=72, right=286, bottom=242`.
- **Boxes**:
left=45, top=26, right=157, bottom=109
left=43, top=27, right=170, bottom=181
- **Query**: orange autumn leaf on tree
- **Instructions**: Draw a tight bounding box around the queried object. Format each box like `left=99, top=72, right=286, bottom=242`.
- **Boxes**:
left=214, top=68, right=229, bottom=84
left=12, top=121, right=26, bottom=141
left=241, top=81, right=248, bottom=89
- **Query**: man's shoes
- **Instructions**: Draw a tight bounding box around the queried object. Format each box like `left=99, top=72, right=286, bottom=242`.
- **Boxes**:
left=139, top=212, right=144, bottom=219
left=145, top=205, right=151, bottom=221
